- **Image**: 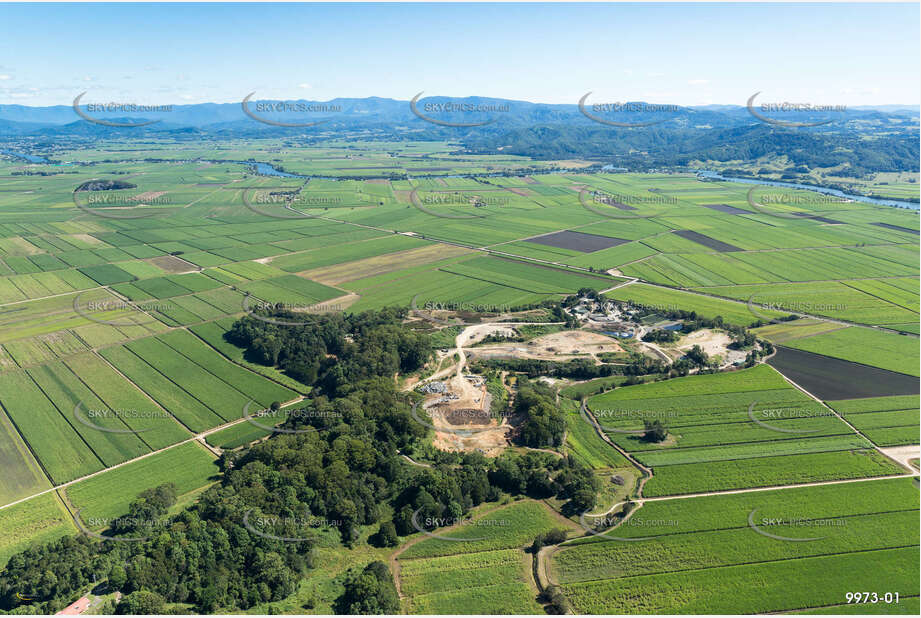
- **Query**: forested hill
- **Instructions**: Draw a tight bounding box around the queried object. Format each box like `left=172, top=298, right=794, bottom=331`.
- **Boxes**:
left=461, top=123, right=920, bottom=173
left=0, top=309, right=597, bottom=615
left=2, top=97, right=918, bottom=175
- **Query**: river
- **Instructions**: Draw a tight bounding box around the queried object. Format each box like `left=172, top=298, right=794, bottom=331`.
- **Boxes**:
left=697, top=170, right=919, bottom=210
left=0, top=149, right=50, bottom=164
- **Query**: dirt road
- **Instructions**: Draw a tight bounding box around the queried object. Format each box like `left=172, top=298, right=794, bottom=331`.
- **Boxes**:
left=879, top=445, right=920, bottom=470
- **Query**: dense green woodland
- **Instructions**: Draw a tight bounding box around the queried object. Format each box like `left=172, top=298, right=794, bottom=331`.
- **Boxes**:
left=0, top=309, right=597, bottom=614
left=464, top=124, right=920, bottom=175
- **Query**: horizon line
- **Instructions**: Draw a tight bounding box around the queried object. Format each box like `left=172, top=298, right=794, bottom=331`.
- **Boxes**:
left=3, top=97, right=920, bottom=109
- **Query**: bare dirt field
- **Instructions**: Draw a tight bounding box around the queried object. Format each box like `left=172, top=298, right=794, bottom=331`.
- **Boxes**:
left=550, top=160, right=595, bottom=169
left=472, top=329, right=624, bottom=363
left=307, top=292, right=360, bottom=312
left=301, top=244, right=473, bottom=285
left=655, top=328, right=750, bottom=366
left=67, top=233, right=104, bottom=247
left=145, top=254, right=198, bottom=273
left=676, top=329, right=733, bottom=357
left=132, top=190, right=168, bottom=202
left=459, top=323, right=519, bottom=345
left=673, top=229, right=743, bottom=252
left=768, top=346, right=920, bottom=400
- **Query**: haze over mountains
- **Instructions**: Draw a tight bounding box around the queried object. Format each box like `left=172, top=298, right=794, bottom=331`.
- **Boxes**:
left=1, top=96, right=917, bottom=174
left=1, top=95, right=917, bottom=132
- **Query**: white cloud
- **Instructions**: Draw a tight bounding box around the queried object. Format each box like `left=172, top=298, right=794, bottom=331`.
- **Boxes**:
left=298, top=83, right=312, bottom=89
left=688, top=79, right=709, bottom=85
left=0, top=75, right=11, bottom=81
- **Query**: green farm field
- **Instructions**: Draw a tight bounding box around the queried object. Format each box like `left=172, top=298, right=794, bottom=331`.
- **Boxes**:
left=782, top=326, right=920, bottom=377
left=827, top=396, right=920, bottom=447
left=399, top=549, right=543, bottom=614
left=399, top=499, right=576, bottom=560
left=64, top=442, right=219, bottom=525
left=643, top=450, right=903, bottom=496
left=603, top=282, right=787, bottom=326
left=0, top=407, right=51, bottom=505
left=396, top=499, right=575, bottom=614
left=554, top=477, right=919, bottom=614
left=0, top=369, right=104, bottom=484
left=0, top=493, right=75, bottom=568
left=0, top=138, right=917, bottom=615
left=587, top=365, right=905, bottom=495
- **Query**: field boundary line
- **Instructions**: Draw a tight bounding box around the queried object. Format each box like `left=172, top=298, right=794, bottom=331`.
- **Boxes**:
left=21, top=366, right=110, bottom=470
left=58, top=355, right=161, bottom=452
left=117, top=343, right=234, bottom=423
left=0, top=401, right=56, bottom=500
left=598, top=277, right=637, bottom=294
left=641, top=472, right=917, bottom=502
left=90, top=348, right=200, bottom=435
left=689, top=273, right=918, bottom=289
left=839, top=279, right=920, bottom=315
left=636, top=426, right=876, bottom=453
left=435, top=265, right=574, bottom=296
left=155, top=330, right=296, bottom=413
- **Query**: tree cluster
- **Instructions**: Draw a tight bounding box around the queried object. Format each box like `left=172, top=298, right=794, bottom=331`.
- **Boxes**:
left=227, top=307, right=432, bottom=398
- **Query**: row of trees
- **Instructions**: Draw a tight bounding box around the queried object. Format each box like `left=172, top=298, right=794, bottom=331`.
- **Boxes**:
left=472, top=355, right=667, bottom=381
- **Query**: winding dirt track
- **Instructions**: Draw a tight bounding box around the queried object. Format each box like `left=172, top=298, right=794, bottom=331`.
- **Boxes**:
left=388, top=501, right=512, bottom=600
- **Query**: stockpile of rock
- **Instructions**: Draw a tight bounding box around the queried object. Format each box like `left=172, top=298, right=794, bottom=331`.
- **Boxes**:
left=418, top=381, right=447, bottom=394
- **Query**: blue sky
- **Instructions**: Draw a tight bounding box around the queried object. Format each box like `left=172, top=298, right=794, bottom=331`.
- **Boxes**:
left=1, top=2, right=918, bottom=107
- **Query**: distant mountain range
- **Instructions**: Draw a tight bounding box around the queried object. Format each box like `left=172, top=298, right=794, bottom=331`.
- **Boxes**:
left=0, top=96, right=917, bottom=174
left=0, top=96, right=917, bottom=131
